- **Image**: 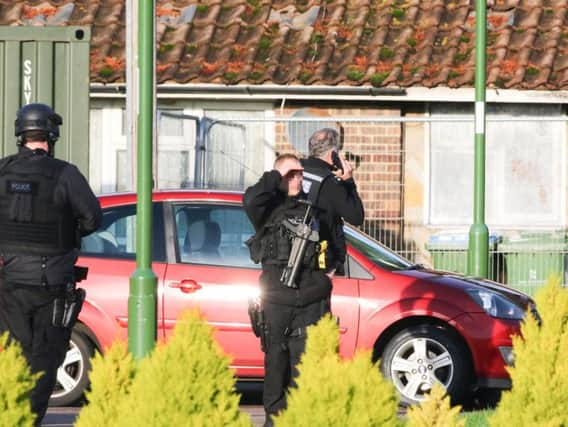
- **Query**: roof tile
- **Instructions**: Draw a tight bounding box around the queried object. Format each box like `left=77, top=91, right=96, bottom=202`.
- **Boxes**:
left=1, top=0, right=568, bottom=89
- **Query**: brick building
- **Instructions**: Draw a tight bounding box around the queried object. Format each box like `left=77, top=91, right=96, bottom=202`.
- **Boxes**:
left=2, top=0, right=568, bottom=264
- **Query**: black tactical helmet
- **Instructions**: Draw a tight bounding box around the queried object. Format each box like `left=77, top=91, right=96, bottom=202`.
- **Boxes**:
left=15, top=103, right=62, bottom=146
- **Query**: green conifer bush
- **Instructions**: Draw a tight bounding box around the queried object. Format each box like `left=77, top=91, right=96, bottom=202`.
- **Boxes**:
left=117, top=310, right=251, bottom=427
left=275, top=315, right=400, bottom=427
left=0, top=333, right=38, bottom=427
left=75, top=341, right=136, bottom=426
left=490, top=276, right=568, bottom=427
left=405, top=383, right=464, bottom=427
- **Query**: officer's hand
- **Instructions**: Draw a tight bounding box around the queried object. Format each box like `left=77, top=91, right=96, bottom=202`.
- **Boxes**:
left=275, top=159, right=303, bottom=178
left=332, top=154, right=353, bottom=181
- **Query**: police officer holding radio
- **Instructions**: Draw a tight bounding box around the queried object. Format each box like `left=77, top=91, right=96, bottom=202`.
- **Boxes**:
left=0, top=103, right=101, bottom=425
left=244, top=135, right=363, bottom=426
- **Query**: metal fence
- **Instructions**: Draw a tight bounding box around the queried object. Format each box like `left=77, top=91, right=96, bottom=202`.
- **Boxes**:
left=159, top=112, right=568, bottom=296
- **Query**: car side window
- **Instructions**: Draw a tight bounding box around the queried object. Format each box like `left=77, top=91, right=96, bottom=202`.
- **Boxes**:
left=173, top=204, right=258, bottom=269
left=347, top=255, right=374, bottom=280
left=81, top=203, right=165, bottom=261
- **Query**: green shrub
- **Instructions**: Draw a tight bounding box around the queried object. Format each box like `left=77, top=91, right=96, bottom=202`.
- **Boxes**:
left=75, top=341, right=136, bottom=426
left=0, top=333, right=38, bottom=427
left=463, top=410, right=492, bottom=427
left=490, top=276, right=568, bottom=427
left=119, top=311, right=250, bottom=426
left=406, top=383, right=464, bottom=427
left=275, top=315, right=400, bottom=427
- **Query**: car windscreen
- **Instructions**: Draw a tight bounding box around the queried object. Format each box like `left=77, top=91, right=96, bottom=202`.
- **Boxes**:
left=345, top=226, right=413, bottom=271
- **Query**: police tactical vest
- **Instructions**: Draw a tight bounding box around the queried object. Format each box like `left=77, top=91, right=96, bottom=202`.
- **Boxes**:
left=302, top=164, right=336, bottom=263
left=0, top=152, right=76, bottom=255
left=302, top=169, right=331, bottom=207
left=250, top=197, right=320, bottom=268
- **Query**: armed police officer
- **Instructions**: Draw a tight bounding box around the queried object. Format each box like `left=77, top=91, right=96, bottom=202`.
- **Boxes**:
left=243, top=148, right=363, bottom=426
left=0, top=103, right=102, bottom=425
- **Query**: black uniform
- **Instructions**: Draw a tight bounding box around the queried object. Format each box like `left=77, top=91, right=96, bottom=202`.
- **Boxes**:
left=243, top=165, right=363, bottom=420
left=301, top=157, right=365, bottom=274
left=0, top=147, right=101, bottom=424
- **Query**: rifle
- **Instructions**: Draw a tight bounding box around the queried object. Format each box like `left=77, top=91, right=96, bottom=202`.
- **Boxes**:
left=279, top=200, right=319, bottom=289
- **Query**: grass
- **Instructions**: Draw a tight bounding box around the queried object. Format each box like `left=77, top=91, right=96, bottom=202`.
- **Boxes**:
left=462, top=410, right=493, bottom=427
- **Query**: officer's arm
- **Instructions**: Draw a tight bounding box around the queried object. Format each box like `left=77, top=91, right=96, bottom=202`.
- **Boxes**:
left=328, top=178, right=365, bottom=226
left=243, top=170, right=282, bottom=230
left=57, top=165, right=102, bottom=236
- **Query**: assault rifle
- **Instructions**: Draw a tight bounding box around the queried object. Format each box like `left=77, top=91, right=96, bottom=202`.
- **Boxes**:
left=279, top=200, right=319, bottom=289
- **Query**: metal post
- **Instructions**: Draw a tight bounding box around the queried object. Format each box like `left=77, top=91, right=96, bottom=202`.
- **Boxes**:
left=128, top=0, right=157, bottom=358
left=468, top=0, right=489, bottom=278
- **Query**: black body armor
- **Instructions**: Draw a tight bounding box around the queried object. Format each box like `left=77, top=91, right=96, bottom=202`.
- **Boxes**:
left=247, top=198, right=320, bottom=269
left=0, top=153, right=76, bottom=255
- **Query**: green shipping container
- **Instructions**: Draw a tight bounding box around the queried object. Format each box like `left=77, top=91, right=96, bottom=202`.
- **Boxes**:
left=500, top=231, right=567, bottom=296
left=0, top=26, right=90, bottom=175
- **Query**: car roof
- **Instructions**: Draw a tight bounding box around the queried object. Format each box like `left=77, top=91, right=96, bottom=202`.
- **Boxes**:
left=97, top=189, right=244, bottom=208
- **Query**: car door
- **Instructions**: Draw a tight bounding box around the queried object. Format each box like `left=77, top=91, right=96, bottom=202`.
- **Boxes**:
left=162, top=202, right=264, bottom=377
left=78, top=202, right=168, bottom=348
left=331, top=256, right=363, bottom=359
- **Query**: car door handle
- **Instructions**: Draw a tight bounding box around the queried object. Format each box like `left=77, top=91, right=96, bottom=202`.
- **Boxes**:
left=169, top=280, right=202, bottom=294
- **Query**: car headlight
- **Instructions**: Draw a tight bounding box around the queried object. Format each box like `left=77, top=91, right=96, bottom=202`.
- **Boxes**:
left=466, top=289, right=525, bottom=320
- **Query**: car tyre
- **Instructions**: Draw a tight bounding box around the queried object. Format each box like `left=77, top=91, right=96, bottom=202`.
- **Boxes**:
left=49, top=329, right=93, bottom=407
left=380, top=324, right=472, bottom=406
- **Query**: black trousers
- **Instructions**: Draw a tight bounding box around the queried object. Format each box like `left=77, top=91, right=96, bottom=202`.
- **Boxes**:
left=262, top=298, right=330, bottom=417
left=0, top=280, right=71, bottom=426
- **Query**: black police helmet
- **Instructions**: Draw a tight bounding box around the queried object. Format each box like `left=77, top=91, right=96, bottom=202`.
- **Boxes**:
left=15, top=103, right=62, bottom=146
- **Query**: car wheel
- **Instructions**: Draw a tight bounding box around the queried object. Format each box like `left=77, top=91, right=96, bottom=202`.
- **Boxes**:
left=49, top=329, right=93, bottom=407
left=381, top=324, right=471, bottom=406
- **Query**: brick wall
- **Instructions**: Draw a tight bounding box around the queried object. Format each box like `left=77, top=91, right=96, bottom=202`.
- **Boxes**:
left=273, top=105, right=404, bottom=246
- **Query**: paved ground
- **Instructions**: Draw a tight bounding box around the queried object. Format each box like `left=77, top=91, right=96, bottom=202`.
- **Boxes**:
left=42, top=383, right=266, bottom=427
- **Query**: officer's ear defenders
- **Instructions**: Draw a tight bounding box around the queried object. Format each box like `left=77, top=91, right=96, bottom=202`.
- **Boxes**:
left=47, top=112, right=62, bottom=145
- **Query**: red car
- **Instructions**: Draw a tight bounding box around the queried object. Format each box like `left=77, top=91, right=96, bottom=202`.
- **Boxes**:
left=49, top=190, right=536, bottom=407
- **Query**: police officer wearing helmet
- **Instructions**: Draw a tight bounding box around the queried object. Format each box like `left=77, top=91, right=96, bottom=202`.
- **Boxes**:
left=243, top=150, right=363, bottom=426
left=0, top=103, right=101, bottom=425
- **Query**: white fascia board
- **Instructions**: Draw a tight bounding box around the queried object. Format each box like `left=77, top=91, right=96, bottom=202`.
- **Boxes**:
left=90, top=83, right=568, bottom=104
left=405, top=87, right=568, bottom=104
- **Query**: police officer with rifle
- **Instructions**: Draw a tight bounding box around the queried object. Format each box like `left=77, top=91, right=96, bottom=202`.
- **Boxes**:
left=244, top=143, right=363, bottom=426
left=0, top=103, right=102, bottom=426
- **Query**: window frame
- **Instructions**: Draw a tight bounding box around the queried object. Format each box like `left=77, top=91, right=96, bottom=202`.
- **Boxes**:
left=80, top=202, right=166, bottom=262
left=165, top=201, right=260, bottom=269
left=426, top=103, right=566, bottom=228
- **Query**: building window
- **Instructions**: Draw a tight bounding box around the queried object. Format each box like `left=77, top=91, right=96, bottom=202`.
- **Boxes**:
left=203, top=110, right=271, bottom=190
left=429, top=104, right=565, bottom=227
left=156, top=110, right=196, bottom=189
left=89, top=103, right=273, bottom=194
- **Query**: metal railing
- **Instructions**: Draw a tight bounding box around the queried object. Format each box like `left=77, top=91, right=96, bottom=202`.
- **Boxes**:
left=157, top=113, right=568, bottom=295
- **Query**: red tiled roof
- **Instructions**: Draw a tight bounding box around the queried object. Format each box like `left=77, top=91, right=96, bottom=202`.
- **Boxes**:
left=2, top=0, right=568, bottom=90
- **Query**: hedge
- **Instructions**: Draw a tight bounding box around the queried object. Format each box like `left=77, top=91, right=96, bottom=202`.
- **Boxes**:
left=0, top=333, right=38, bottom=427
